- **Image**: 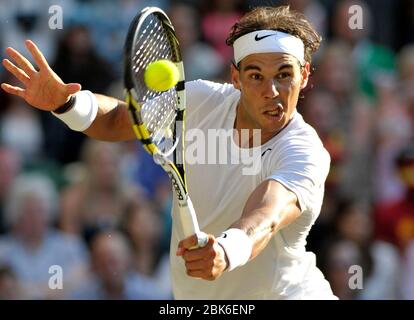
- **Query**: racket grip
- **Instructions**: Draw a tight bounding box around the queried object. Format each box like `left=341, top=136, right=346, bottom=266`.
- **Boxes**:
left=178, top=197, right=208, bottom=248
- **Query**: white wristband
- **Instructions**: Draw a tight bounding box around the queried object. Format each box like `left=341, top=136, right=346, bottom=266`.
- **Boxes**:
left=216, top=228, right=253, bottom=271
left=51, top=90, right=98, bottom=132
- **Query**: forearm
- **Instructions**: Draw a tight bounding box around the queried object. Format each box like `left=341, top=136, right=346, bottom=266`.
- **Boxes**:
left=233, top=198, right=299, bottom=260
left=229, top=180, right=301, bottom=260
left=83, top=94, right=135, bottom=141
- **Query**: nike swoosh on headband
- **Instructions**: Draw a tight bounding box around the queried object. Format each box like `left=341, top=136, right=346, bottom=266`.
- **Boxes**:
left=234, top=30, right=305, bottom=64
left=254, top=33, right=277, bottom=41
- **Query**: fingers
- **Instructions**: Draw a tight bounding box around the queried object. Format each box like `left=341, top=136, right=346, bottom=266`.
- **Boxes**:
left=178, top=235, right=227, bottom=281
left=5, top=47, right=37, bottom=76
left=177, top=234, right=214, bottom=257
left=25, top=40, right=50, bottom=71
left=178, top=234, right=199, bottom=252
left=185, top=259, right=212, bottom=271
left=1, top=83, right=25, bottom=98
left=177, top=235, right=215, bottom=261
left=186, top=270, right=218, bottom=281
left=2, top=59, right=30, bottom=86
left=185, top=270, right=208, bottom=280
left=65, top=83, right=82, bottom=95
left=182, top=244, right=214, bottom=262
left=181, top=248, right=203, bottom=262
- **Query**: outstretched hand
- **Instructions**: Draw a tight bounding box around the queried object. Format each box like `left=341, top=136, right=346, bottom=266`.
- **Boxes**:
left=1, top=40, right=81, bottom=111
left=177, top=234, right=228, bottom=281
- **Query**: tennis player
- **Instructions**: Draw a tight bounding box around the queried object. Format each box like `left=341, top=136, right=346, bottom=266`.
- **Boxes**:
left=2, top=6, right=337, bottom=299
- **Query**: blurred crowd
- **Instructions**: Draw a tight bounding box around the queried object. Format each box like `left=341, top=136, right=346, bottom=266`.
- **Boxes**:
left=0, top=0, right=413, bottom=300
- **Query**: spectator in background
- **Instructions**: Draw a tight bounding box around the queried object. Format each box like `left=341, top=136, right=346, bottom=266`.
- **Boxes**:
left=120, top=198, right=172, bottom=297
left=398, top=45, right=414, bottom=129
left=300, top=89, right=346, bottom=193
left=200, top=0, right=243, bottom=65
left=82, top=0, right=169, bottom=76
left=373, top=71, right=412, bottom=203
left=168, top=2, right=224, bottom=81
left=319, top=238, right=363, bottom=300
left=312, top=41, right=375, bottom=200
left=375, top=143, right=414, bottom=252
left=401, top=238, right=414, bottom=299
left=331, top=0, right=396, bottom=103
left=281, top=0, right=327, bottom=40
left=59, top=139, right=143, bottom=243
left=71, top=230, right=168, bottom=300
left=0, top=264, right=22, bottom=299
left=312, top=42, right=356, bottom=113
left=120, top=144, right=174, bottom=256
left=52, top=25, right=116, bottom=94
left=299, top=89, right=345, bottom=254
left=300, top=41, right=373, bottom=250
left=130, top=147, right=171, bottom=201
left=334, top=200, right=401, bottom=299
left=394, top=0, right=414, bottom=48
left=0, top=146, right=21, bottom=234
left=0, top=173, right=88, bottom=299
left=0, top=0, right=58, bottom=62
left=40, top=25, right=116, bottom=165
left=398, top=45, right=414, bottom=84
left=0, top=97, right=44, bottom=163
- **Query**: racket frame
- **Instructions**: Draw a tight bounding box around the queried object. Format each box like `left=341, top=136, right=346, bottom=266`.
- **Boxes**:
left=123, top=7, right=207, bottom=247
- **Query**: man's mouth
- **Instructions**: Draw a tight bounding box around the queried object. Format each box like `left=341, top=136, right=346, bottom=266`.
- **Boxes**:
left=263, top=103, right=284, bottom=121
left=265, top=110, right=280, bottom=116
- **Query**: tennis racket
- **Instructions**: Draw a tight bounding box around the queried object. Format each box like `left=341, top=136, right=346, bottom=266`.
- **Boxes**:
left=124, top=7, right=208, bottom=248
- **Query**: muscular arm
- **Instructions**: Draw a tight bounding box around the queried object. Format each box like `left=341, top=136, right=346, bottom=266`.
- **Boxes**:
left=231, top=179, right=301, bottom=260
left=177, top=178, right=302, bottom=280
left=1, top=40, right=135, bottom=142
left=83, top=94, right=135, bottom=142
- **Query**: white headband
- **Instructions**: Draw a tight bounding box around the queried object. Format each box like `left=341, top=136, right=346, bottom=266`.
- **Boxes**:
left=233, top=30, right=305, bottom=65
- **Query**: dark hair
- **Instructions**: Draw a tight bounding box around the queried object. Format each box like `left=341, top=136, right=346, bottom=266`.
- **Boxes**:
left=226, top=6, right=321, bottom=65
left=395, top=143, right=414, bottom=167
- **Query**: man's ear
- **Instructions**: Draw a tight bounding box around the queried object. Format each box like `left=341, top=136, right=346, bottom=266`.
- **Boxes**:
left=300, top=62, right=311, bottom=89
left=231, top=63, right=241, bottom=90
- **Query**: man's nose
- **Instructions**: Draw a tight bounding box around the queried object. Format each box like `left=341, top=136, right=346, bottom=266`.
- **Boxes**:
left=263, top=79, right=279, bottom=99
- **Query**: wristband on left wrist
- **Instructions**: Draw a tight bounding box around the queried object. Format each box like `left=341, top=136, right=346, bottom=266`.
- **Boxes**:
left=53, top=95, right=76, bottom=114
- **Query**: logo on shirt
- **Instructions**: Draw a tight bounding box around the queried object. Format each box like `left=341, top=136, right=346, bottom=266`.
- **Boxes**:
left=261, top=148, right=272, bottom=157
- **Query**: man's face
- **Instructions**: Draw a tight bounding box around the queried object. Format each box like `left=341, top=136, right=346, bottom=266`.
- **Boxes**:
left=231, top=52, right=310, bottom=141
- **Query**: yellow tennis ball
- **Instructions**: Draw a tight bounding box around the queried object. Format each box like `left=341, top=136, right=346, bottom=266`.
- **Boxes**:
left=144, top=60, right=179, bottom=92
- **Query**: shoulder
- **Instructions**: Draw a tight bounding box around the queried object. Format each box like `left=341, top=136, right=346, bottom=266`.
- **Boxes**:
left=185, top=80, right=239, bottom=124
left=284, top=113, right=327, bottom=150
left=266, top=112, right=331, bottom=170
left=262, top=113, right=331, bottom=213
left=186, top=79, right=236, bottom=96
left=186, top=80, right=238, bottom=108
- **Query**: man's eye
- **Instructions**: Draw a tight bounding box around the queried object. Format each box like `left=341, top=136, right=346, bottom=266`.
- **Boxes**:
left=276, top=72, right=292, bottom=79
left=249, top=74, right=262, bottom=80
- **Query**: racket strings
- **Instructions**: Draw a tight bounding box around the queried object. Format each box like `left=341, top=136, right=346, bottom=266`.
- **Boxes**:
left=131, top=14, right=179, bottom=153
